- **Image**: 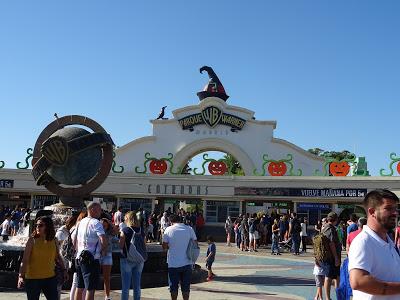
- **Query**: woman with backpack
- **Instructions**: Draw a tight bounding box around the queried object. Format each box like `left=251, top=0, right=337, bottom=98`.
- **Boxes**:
left=119, top=211, right=147, bottom=300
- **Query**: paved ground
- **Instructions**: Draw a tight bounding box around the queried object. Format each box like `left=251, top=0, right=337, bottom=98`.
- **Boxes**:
left=0, top=242, right=341, bottom=300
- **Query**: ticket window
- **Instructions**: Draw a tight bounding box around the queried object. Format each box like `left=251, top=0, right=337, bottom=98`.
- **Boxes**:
left=206, top=201, right=239, bottom=223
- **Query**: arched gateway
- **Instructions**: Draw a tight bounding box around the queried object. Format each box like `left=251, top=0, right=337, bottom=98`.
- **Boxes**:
left=1, top=66, right=399, bottom=228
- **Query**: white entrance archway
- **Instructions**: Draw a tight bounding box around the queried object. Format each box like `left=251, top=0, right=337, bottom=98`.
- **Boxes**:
left=173, top=138, right=255, bottom=175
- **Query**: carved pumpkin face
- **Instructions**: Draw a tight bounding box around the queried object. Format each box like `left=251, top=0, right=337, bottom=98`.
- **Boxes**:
left=329, top=161, right=350, bottom=176
left=149, top=159, right=168, bottom=174
left=208, top=161, right=227, bottom=175
left=268, top=161, right=287, bottom=176
left=397, top=162, right=400, bottom=175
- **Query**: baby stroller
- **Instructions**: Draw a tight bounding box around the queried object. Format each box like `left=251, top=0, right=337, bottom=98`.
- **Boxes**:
left=279, top=237, right=292, bottom=252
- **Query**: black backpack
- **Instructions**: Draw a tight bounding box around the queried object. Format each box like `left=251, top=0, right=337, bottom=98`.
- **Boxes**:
left=61, top=229, right=76, bottom=262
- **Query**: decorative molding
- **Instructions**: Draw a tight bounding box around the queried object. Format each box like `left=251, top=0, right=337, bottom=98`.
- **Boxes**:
left=115, top=136, right=156, bottom=153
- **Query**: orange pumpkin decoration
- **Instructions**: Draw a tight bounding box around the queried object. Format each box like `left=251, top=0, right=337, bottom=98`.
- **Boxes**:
left=397, top=162, right=400, bottom=175
left=208, top=161, right=227, bottom=175
left=329, top=161, right=350, bottom=176
left=268, top=162, right=287, bottom=176
left=149, top=159, right=168, bottom=174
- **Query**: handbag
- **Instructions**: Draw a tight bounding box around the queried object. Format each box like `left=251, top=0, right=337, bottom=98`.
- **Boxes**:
left=125, top=227, right=145, bottom=264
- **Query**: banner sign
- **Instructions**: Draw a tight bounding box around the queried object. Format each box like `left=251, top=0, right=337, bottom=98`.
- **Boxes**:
left=0, top=179, right=14, bottom=188
left=235, top=187, right=367, bottom=198
left=178, top=106, right=246, bottom=131
left=297, top=203, right=331, bottom=209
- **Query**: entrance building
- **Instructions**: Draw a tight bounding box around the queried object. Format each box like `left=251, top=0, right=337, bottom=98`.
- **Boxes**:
left=1, top=66, right=400, bottom=226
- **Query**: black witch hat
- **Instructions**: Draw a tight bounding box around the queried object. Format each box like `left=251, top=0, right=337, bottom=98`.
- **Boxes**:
left=197, top=66, right=229, bottom=101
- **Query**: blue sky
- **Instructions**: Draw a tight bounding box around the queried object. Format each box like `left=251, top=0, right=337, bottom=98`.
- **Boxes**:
left=0, top=1, right=399, bottom=175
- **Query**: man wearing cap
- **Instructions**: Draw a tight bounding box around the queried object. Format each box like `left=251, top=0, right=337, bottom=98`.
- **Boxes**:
left=349, top=189, right=400, bottom=299
left=321, top=211, right=341, bottom=300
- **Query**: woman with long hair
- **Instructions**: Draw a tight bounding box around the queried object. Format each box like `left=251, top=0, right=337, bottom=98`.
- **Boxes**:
left=17, top=216, right=67, bottom=300
left=101, top=218, right=117, bottom=300
left=119, top=211, right=146, bottom=300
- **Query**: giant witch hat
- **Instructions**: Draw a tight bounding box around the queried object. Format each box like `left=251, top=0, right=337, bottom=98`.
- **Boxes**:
left=197, top=66, right=229, bottom=101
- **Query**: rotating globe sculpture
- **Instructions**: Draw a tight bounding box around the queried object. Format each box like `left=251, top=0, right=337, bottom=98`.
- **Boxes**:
left=31, top=115, right=114, bottom=207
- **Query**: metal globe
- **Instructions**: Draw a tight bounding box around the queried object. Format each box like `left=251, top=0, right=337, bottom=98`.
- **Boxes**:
left=47, top=127, right=102, bottom=186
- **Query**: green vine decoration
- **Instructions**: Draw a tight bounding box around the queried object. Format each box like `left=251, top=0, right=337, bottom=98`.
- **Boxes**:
left=380, top=153, right=400, bottom=176
left=135, top=152, right=157, bottom=174
left=314, top=154, right=356, bottom=176
left=16, top=148, right=33, bottom=169
left=134, top=152, right=182, bottom=174
left=112, top=151, right=124, bottom=173
left=0, top=160, right=4, bottom=168
left=253, top=154, right=302, bottom=176
left=193, top=154, right=211, bottom=175
left=192, top=153, right=233, bottom=176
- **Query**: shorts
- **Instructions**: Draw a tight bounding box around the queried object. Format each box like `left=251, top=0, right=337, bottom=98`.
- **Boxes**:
left=168, top=264, right=192, bottom=293
left=76, top=259, right=100, bottom=290
left=100, top=255, right=112, bottom=266
left=326, top=262, right=340, bottom=279
left=315, top=275, right=325, bottom=287
left=206, top=259, right=214, bottom=270
left=241, top=234, right=248, bottom=243
left=249, top=232, right=255, bottom=242
left=10, top=220, right=19, bottom=230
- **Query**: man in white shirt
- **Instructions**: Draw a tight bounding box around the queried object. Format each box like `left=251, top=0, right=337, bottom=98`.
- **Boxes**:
left=1, top=214, right=11, bottom=241
left=349, top=189, right=400, bottom=300
left=73, top=202, right=107, bottom=300
left=162, top=214, right=198, bottom=300
left=113, top=206, right=123, bottom=226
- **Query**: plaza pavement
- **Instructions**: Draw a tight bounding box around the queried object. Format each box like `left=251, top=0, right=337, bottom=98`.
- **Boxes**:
left=0, top=242, right=342, bottom=300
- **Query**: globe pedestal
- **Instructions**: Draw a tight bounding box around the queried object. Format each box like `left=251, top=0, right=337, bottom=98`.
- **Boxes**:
left=59, top=196, right=84, bottom=208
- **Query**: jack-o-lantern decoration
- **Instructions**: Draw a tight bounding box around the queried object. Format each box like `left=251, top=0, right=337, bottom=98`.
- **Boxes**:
left=149, top=159, right=168, bottom=174
left=329, top=161, right=350, bottom=176
left=397, top=162, right=400, bottom=175
left=268, top=161, right=287, bottom=176
left=208, top=161, right=227, bottom=175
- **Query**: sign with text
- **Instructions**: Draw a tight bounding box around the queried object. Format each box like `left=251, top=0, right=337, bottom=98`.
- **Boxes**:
left=178, top=106, right=246, bottom=131
left=235, top=187, right=367, bottom=198
left=0, top=179, right=14, bottom=189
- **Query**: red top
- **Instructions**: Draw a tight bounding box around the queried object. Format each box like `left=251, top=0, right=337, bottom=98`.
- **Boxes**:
left=347, top=228, right=362, bottom=248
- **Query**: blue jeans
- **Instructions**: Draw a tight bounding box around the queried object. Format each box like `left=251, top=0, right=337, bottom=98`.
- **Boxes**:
left=292, top=233, right=300, bottom=254
left=168, top=264, right=192, bottom=293
left=120, top=258, right=144, bottom=300
left=271, top=234, right=279, bottom=253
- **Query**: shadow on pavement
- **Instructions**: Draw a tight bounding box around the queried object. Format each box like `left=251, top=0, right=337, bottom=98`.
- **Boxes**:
left=214, top=275, right=315, bottom=286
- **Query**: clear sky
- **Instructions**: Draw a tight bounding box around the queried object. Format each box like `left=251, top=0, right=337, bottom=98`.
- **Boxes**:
left=1, top=1, right=399, bottom=175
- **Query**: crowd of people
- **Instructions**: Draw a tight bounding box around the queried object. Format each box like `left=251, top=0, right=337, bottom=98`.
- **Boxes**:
left=11, top=203, right=203, bottom=300
left=0, top=205, right=32, bottom=240
left=4, top=188, right=400, bottom=300
left=226, top=212, right=308, bottom=255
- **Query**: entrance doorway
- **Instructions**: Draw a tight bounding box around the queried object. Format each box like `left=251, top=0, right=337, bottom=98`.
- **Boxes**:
left=297, top=203, right=332, bottom=225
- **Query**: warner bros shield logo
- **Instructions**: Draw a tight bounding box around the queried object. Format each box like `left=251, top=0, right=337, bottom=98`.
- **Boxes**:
left=201, top=106, right=222, bottom=128
left=41, top=136, right=69, bottom=166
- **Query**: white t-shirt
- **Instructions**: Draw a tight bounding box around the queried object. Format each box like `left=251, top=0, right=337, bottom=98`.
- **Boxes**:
left=1, top=219, right=10, bottom=235
left=163, top=223, right=197, bottom=268
left=73, top=217, right=105, bottom=260
left=348, top=225, right=400, bottom=300
left=300, top=223, right=307, bottom=237
left=55, top=225, right=69, bottom=242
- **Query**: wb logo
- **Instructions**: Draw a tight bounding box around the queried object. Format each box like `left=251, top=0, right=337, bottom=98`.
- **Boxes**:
left=201, top=106, right=222, bottom=128
left=41, top=136, right=69, bottom=166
